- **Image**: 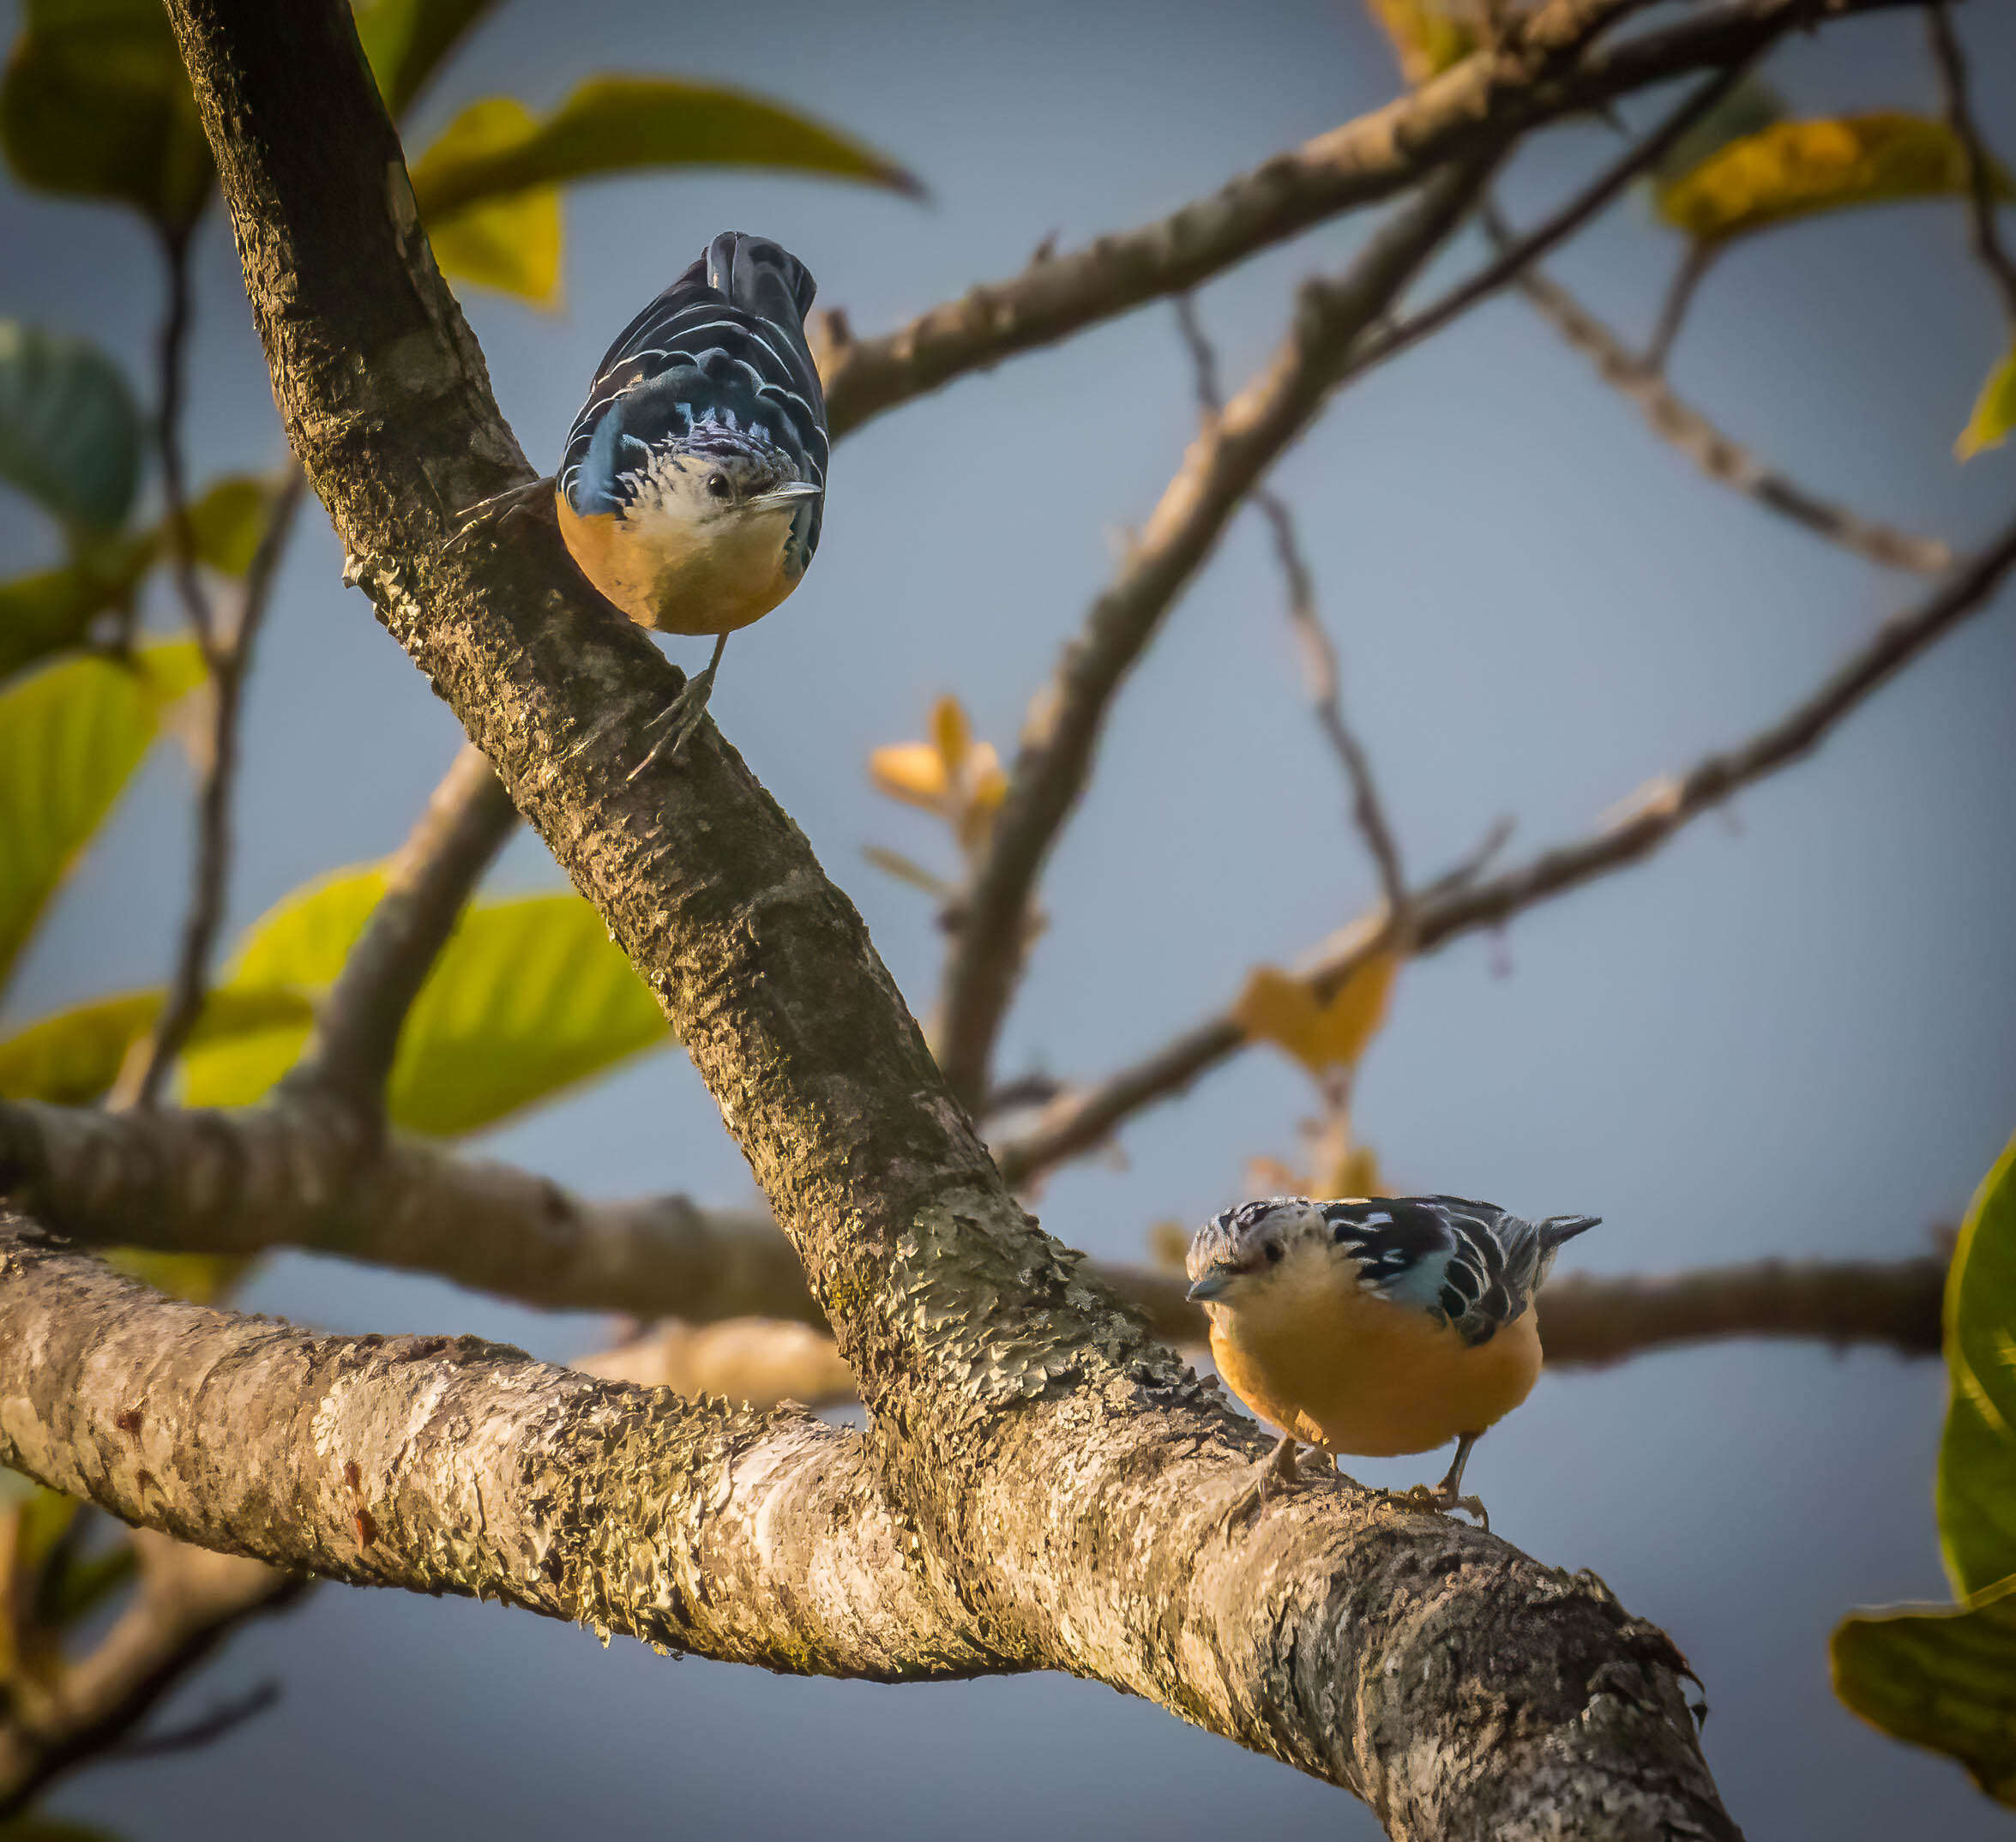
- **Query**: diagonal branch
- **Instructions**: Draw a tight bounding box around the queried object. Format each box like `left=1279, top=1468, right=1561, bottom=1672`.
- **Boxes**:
left=998, top=516, right=2016, bottom=1182
left=817, top=0, right=1911, bottom=436
left=1487, top=219, right=1953, bottom=572
left=280, top=740, right=518, bottom=1119
left=930, top=160, right=1497, bottom=1110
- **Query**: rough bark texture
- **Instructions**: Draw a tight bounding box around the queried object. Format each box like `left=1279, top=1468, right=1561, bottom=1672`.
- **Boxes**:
left=0, top=1217, right=985, bottom=1681
left=39, top=3, right=1751, bottom=1832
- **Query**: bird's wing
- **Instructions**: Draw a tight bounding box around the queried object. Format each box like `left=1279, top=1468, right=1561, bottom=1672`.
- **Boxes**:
left=559, top=234, right=828, bottom=552
left=1318, top=1196, right=1527, bottom=1347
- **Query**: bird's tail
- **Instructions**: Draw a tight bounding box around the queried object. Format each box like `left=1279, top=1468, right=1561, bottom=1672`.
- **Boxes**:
left=705, top=232, right=818, bottom=333
left=1538, top=1213, right=1602, bottom=1249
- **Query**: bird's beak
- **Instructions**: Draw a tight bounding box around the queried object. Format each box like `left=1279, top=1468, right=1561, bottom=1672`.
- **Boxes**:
left=743, top=482, right=821, bottom=512
left=1187, top=1265, right=1237, bottom=1303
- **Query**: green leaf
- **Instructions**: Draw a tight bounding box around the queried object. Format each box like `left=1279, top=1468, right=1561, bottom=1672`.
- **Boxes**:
left=1655, top=113, right=2015, bottom=244
left=1959, top=343, right=2016, bottom=462
left=1833, top=1574, right=2016, bottom=1805
left=0, top=0, right=214, bottom=235
left=1646, top=74, right=1785, bottom=193
left=351, top=0, right=502, bottom=120
left=183, top=473, right=274, bottom=575
left=1940, top=1131, right=2016, bottom=1598
left=414, top=99, right=562, bottom=304
left=0, top=641, right=205, bottom=996
left=0, top=536, right=156, bottom=683
left=1362, top=0, right=1474, bottom=87
left=0, top=984, right=311, bottom=1104
left=407, top=75, right=922, bottom=225
left=103, top=1245, right=248, bottom=1306
left=0, top=322, right=146, bottom=533
left=182, top=869, right=671, bottom=1135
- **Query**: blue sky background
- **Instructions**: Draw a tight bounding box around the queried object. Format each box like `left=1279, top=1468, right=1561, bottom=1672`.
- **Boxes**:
left=5, top=0, right=2016, bottom=1835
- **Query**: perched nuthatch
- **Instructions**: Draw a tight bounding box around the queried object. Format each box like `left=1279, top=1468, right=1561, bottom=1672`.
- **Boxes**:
left=1187, top=1195, right=1599, bottom=1524
left=552, top=231, right=827, bottom=770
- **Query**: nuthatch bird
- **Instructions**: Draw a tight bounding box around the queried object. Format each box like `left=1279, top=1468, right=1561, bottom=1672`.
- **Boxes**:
left=552, top=231, right=828, bottom=770
left=1186, top=1195, right=1598, bottom=1525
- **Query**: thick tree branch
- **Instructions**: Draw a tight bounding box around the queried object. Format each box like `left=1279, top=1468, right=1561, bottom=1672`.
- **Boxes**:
left=816, top=0, right=1910, bottom=436
left=0, top=1216, right=989, bottom=1681
left=998, top=517, right=2016, bottom=1182
left=931, top=160, right=1496, bottom=1110
left=134, top=6, right=1743, bottom=1830
left=1489, top=226, right=1953, bottom=572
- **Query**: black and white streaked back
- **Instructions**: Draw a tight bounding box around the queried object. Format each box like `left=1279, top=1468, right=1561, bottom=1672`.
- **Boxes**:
left=559, top=232, right=829, bottom=568
left=1320, top=1196, right=1599, bottom=1346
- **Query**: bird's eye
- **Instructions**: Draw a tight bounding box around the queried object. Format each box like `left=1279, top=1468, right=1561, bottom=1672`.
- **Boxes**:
left=1264, top=1241, right=1284, bottom=1265
left=705, top=473, right=731, bottom=499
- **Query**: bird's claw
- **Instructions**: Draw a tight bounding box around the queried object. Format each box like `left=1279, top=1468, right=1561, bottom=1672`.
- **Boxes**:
left=1376, top=1483, right=1489, bottom=1532
left=627, top=680, right=713, bottom=780
left=1219, top=1436, right=1312, bottom=1531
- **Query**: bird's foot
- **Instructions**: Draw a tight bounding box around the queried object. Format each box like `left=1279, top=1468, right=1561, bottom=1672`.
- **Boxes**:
left=1375, top=1482, right=1489, bottom=1532
left=446, top=477, right=553, bottom=549
left=1219, top=1434, right=1309, bottom=1530
left=628, top=675, right=713, bottom=780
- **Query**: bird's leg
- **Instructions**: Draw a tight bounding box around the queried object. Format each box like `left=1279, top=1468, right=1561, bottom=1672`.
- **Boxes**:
left=1380, top=1433, right=1489, bottom=1531
left=629, top=633, right=730, bottom=779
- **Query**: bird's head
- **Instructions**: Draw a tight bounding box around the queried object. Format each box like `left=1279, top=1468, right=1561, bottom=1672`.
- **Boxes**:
left=1185, top=1197, right=1333, bottom=1309
left=635, top=428, right=821, bottom=531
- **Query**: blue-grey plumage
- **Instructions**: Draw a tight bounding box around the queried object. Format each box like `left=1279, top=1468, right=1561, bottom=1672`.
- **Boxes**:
left=1185, top=1195, right=1599, bottom=1522
left=554, top=232, right=829, bottom=766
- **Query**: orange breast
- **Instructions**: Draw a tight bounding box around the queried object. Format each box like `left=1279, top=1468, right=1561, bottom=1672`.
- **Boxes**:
left=556, top=493, right=800, bottom=637
left=1208, top=1273, right=1543, bottom=1457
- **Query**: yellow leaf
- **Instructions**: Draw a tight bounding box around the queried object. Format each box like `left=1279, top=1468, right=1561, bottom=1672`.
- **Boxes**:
left=1233, top=954, right=1399, bottom=1076
left=412, top=98, right=563, bottom=305
left=1363, top=0, right=1474, bottom=86
left=868, top=741, right=949, bottom=809
left=931, top=693, right=971, bottom=775
left=1958, top=342, right=2016, bottom=461
left=1656, top=113, right=2014, bottom=244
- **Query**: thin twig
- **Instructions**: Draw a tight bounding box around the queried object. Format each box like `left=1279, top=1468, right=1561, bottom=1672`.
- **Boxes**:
left=114, top=463, right=309, bottom=1110
left=1926, top=0, right=2016, bottom=327
left=111, top=1678, right=280, bottom=1760
left=1350, top=62, right=1754, bottom=379
left=1173, top=296, right=1411, bottom=918
left=1483, top=204, right=1953, bottom=573
left=930, top=157, right=1501, bottom=1110
left=151, top=230, right=214, bottom=653
left=280, top=741, right=518, bottom=1121
left=1644, top=240, right=1720, bottom=373
left=996, top=514, right=2016, bottom=1183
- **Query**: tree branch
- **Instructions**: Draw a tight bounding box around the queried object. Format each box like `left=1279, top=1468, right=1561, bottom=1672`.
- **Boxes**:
left=1927, top=0, right=2016, bottom=328
left=0, top=1214, right=990, bottom=1681
left=0, top=1531, right=300, bottom=1817
left=280, top=740, right=518, bottom=1119
left=1173, top=296, right=1410, bottom=917
left=931, top=160, right=1497, bottom=1110
left=816, top=0, right=1912, bottom=436
left=116, top=462, right=310, bottom=1108
left=1488, top=220, right=1954, bottom=573
left=128, top=5, right=1744, bottom=1828
left=997, top=517, right=2016, bottom=1182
